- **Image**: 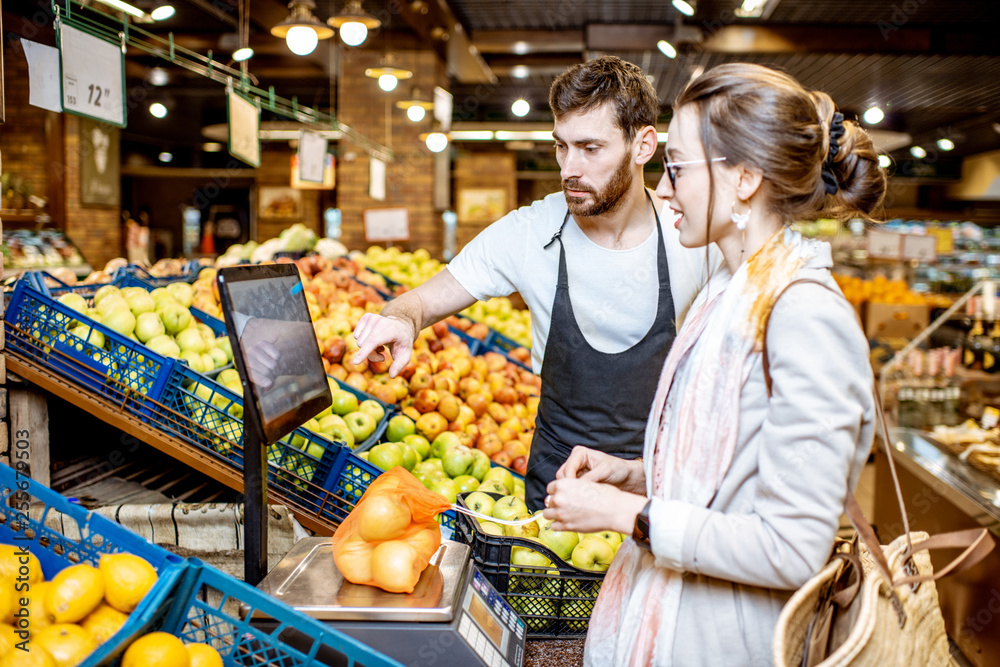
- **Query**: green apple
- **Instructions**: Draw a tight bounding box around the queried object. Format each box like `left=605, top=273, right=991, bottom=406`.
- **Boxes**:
left=492, top=495, right=528, bottom=522
left=453, top=475, right=479, bottom=494
left=414, top=459, right=445, bottom=479
left=358, top=399, right=385, bottom=423
left=481, top=467, right=516, bottom=495
left=385, top=415, right=416, bottom=442
left=319, top=413, right=348, bottom=433
left=208, top=347, right=229, bottom=369
left=428, top=477, right=459, bottom=504
left=330, top=388, right=359, bottom=416
left=158, top=302, right=192, bottom=335
left=402, top=434, right=431, bottom=460
left=149, top=287, right=175, bottom=308
left=305, top=441, right=326, bottom=462
left=368, top=443, right=404, bottom=471
left=539, top=523, right=579, bottom=562
left=502, top=517, right=539, bottom=539
left=513, top=478, right=526, bottom=500
left=180, top=350, right=207, bottom=373
left=400, top=444, right=418, bottom=471
left=430, top=431, right=462, bottom=459
left=56, top=293, right=88, bottom=327
left=463, top=491, right=496, bottom=517
left=101, top=306, right=136, bottom=337
left=314, top=404, right=333, bottom=420
left=218, top=368, right=241, bottom=388
left=176, top=327, right=206, bottom=354
left=532, top=510, right=550, bottom=531
left=70, top=324, right=104, bottom=350
left=197, top=323, right=215, bottom=343
left=477, top=479, right=509, bottom=496
left=469, top=449, right=491, bottom=481
left=325, top=424, right=355, bottom=449
left=134, top=312, right=165, bottom=343
left=93, top=284, right=122, bottom=308
left=344, top=411, right=377, bottom=443
left=166, top=282, right=194, bottom=307
left=96, top=295, right=128, bottom=318
left=571, top=536, right=616, bottom=572
left=441, top=445, right=475, bottom=478
left=216, top=336, right=234, bottom=362
left=479, top=521, right=504, bottom=536
left=511, top=546, right=558, bottom=575
left=583, top=530, right=624, bottom=550
left=126, top=291, right=156, bottom=317
left=358, top=451, right=370, bottom=462
left=146, top=334, right=180, bottom=358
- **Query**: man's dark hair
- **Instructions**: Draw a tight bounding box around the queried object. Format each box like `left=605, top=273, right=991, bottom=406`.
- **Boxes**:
left=549, top=56, right=660, bottom=144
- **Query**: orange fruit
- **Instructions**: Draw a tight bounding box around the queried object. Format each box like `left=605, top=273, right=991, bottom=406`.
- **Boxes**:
left=31, top=625, right=95, bottom=667
left=98, top=554, right=157, bottom=614
left=79, top=603, right=127, bottom=645
left=185, top=643, right=223, bottom=667
left=121, top=632, right=189, bottom=667
left=45, top=566, right=103, bottom=624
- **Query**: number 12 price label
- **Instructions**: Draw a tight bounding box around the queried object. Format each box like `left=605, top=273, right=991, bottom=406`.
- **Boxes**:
left=59, top=24, right=125, bottom=127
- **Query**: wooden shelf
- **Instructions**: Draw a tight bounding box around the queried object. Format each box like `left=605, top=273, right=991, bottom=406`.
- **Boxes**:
left=5, top=353, right=337, bottom=536
left=0, top=211, right=50, bottom=224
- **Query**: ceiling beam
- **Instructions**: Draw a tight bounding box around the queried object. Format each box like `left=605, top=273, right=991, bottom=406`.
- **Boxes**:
left=388, top=0, right=495, bottom=84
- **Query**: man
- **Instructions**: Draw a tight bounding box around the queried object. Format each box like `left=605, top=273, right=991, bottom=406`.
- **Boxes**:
left=353, top=56, right=719, bottom=510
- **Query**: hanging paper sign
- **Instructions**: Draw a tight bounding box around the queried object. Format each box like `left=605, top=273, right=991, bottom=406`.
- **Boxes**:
left=228, top=90, right=260, bottom=167
left=297, top=130, right=328, bottom=183
left=290, top=154, right=335, bottom=190
left=867, top=230, right=902, bottom=260
left=58, top=24, right=125, bottom=127
left=902, top=234, right=937, bottom=262
left=364, top=207, right=410, bottom=243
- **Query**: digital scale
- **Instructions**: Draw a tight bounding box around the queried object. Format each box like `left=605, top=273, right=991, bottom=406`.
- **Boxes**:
left=247, top=537, right=526, bottom=667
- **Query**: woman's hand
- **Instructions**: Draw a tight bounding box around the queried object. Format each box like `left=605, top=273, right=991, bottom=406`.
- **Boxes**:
left=542, top=477, right=647, bottom=536
left=556, top=446, right=645, bottom=494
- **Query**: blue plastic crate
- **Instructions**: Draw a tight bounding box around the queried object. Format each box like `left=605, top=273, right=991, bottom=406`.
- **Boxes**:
left=0, top=463, right=190, bottom=665
left=3, top=281, right=179, bottom=411
left=132, top=559, right=402, bottom=667
left=111, top=263, right=200, bottom=286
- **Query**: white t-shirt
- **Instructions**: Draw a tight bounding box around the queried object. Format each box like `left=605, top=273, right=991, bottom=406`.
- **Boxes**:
left=447, top=192, right=722, bottom=372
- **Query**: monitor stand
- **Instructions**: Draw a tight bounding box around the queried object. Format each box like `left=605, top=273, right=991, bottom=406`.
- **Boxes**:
left=243, top=397, right=267, bottom=586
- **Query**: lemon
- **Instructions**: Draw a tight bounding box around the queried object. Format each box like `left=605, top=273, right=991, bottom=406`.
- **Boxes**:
left=79, top=603, right=127, bottom=645
left=18, top=583, right=52, bottom=637
left=0, top=548, right=42, bottom=588
left=185, top=643, right=223, bottom=667
left=122, top=632, right=190, bottom=667
left=0, top=645, right=57, bottom=667
left=0, top=623, right=20, bottom=656
left=31, top=625, right=95, bottom=667
left=98, top=554, right=157, bottom=614
left=45, top=566, right=103, bottom=624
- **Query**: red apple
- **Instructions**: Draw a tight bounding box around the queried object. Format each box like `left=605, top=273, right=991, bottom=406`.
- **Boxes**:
left=388, top=376, right=409, bottom=401
left=342, top=355, right=369, bottom=374
left=497, top=426, right=517, bottom=444
left=494, top=385, right=518, bottom=405
left=431, top=321, right=450, bottom=339
left=503, top=440, right=527, bottom=459
left=370, top=383, right=397, bottom=405
left=328, top=364, right=348, bottom=381
left=483, top=352, right=507, bottom=373
left=416, top=411, right=448, bottom=441
left=433, top=374, right=459, bottom=395
left=345, top=372, right=368, bottom=391
left=399, top=361, right=418, bottom=380
left=410, top=370, right=432, bottom=393
left=487, top=403, right=510, bottom=424
left=477, top=432, right=503, bottom=457
left=413, top=389, right=441, bottom=414
left=511, top=456, right=528, bottom=476
left=466, top=393, right=489, bottom=418
left=402, top=406, right=421, bottom=422
left=438, top=392, right=461, bottom=422
left=491, top=452, right=512, bottom=467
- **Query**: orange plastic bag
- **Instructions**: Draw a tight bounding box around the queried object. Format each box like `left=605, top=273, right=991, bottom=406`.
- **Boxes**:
left=332, top=467, right=453, bottom=593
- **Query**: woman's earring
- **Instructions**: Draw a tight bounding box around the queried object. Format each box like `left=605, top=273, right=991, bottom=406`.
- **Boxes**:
left=731, top=201, right=751, bottom=231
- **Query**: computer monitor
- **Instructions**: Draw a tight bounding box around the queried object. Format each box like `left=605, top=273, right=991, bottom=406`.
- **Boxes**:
left=217, top=264, right=331, bottom=444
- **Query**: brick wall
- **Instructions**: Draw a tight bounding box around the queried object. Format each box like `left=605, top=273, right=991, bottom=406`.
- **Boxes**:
left=63, top=115, right=121, bottom=270
left=0, top=39, right=48, bottom=205
left=454, top=152, right=517, bottom=249
left=255, top=147, right=323, bottom=242
left=336, top=48, right=445, bottom=257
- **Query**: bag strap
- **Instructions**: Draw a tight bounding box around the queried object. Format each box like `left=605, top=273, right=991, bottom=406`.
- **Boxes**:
left=762, top=278, right=994, bottom=589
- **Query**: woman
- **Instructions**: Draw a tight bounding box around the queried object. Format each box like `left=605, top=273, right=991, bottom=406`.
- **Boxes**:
left=541, top=63, right=886, bottom=666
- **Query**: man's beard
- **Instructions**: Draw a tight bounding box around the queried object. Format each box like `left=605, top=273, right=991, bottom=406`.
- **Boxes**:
left=562, top=153, right=633, bottom=217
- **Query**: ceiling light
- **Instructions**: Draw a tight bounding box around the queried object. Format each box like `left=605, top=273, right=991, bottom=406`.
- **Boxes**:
left=406, top=106, right=426, bottom=122
left=232, top=47, right=254, bottom=62
left=378, top=74, right=398, bottom=92
left=511, top=65, right=529, bottom=79
left=657, top=40, right=677, bottom=58
left=202, top=142, right=223, bottom=152
left=863, top=107, right=884, bottom=125
left=366, top=60, right=413, bottom=91
left=735, top=0, right=768, bottom=18
left=513, top=41, right=529, bottom=55
left=328, top=0, right=381, bottom=47
left=425, top=132, right=449, bottom=153
left=158, top=151, right=173, bottom=163
left=150, top=4, right=175, bottom=20
left=395, top=88, right=435, bottom=111
left=511, top=99, right=530, bottom=117
left=494, top=130, right=554, bottom=141
left=270, top=0, right=333, bottom=56
left=878, top=155, right=891, bottom=168
left=910, top=146, right=927, bottom=159
left=149, top=102, right=168, bottom=118
left=672, top=0, right=695, bottom=16
left=937, top=138, right=955, bottom=151
left=93, top=0, right=144, bottom=19
left=148, top=67, right=169, bottom=86
left=449, top=130, right=494, bottom=140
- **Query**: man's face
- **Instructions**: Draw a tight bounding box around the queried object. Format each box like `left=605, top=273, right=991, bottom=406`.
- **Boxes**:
left=553, top=104, right=635, bottom=217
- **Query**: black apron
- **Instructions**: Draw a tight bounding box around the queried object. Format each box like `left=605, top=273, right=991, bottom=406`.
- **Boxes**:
left=525, top=193, right=676, bottom=510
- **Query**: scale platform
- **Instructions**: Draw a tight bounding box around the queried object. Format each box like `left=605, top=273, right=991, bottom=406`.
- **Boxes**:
left=248, top=537, right=526, bottom=667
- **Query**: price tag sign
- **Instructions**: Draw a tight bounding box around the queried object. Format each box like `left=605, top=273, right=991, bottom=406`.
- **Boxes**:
left=902, top=234, right=937, bottom=262
left=59, top=24, right=125, bottom=127
left=364, top=207, right=410, bottom=243
left=867, top=230, right=902, bottom=260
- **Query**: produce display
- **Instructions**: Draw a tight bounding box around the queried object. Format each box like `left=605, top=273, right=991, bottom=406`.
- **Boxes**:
left=55, top=282, right=233, bottom=377
left=1, top=229, right=86, bottom=272
left=833, top=273, right=953, bottom=308
left=0, top=545, right=163, bottom=666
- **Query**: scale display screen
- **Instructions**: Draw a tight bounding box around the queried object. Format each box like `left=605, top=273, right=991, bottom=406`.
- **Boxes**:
left=459, top=569, right=525, bottom=666
left=217, top=264, right=331, bottom=443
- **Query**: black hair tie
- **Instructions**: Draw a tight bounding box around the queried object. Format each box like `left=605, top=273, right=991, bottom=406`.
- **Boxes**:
left=822, top=112, right=845, bottom=195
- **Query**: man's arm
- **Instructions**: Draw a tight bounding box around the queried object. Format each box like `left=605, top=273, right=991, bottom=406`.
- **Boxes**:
left=352, top=268, right=477, bottom=376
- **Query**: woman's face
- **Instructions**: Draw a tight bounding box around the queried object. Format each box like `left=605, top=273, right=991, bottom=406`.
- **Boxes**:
left=655, top=105, right=736, bottom=249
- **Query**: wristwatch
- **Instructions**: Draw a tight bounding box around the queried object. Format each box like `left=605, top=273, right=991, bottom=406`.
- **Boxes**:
left=632, top=499, right=653, bottom=551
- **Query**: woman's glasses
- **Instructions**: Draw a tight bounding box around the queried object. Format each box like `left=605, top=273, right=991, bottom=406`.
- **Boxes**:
left=662, top=156, right=728, bottom=188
